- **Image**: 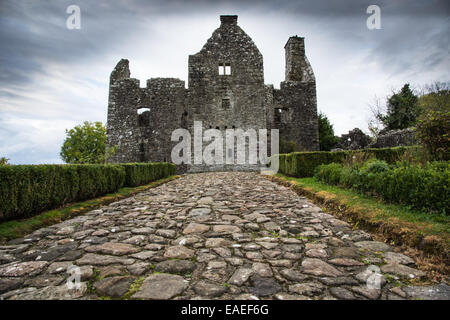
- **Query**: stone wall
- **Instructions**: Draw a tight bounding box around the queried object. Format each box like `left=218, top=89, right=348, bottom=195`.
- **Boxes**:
left=369, top=128, right=416, bottom=148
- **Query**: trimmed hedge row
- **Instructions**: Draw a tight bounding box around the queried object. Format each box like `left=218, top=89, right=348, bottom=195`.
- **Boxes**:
left=0, top=162, right=175, bottom=221
left=123, top=162, right=176, bottom=187
left=278, top=146, right=412, bottom=178
left=314, top=160, right=450, bottom=214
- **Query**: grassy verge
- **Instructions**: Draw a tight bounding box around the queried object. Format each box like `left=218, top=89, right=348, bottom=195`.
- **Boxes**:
left=0, top=175, right=180, bottom=243
left=265, top=174, right=450, bottom=275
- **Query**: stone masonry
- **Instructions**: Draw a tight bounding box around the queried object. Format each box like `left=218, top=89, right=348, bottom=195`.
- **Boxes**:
left=106, top=15, right=319, bottom=172
left=0, top=172, right=447, bottom=300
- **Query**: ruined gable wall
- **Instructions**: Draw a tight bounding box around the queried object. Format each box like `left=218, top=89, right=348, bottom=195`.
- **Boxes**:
left=275, top=37, right=319, bottom=151
left=106, top=59, right=142, bottom=163
left=106, top=59, right=185, bottom=163
left=186, top=15, right=268, bottom=172
left=139, top=78, right=185, bottom=162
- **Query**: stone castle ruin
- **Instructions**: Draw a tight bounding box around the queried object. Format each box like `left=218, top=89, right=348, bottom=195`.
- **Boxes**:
left=106, top=15, right=319, bottom=172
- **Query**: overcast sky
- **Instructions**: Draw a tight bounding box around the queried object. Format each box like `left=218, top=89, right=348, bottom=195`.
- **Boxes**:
left=0, top=0, right=448, bottom=164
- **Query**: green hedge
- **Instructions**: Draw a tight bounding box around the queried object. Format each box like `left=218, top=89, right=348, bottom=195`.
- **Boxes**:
left=0, top=162, right=175, bottom=221
left=278, top=146, right=412, bottom=177
left=314, top=160, right=450, bottom=214
left=122, top=162, right=176, bottom=187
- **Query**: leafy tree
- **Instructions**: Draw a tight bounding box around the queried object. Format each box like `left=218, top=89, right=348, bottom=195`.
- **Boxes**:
left=318, top=112, right=339, bottom=151
left=0, top=157, right=10, bottom=165
left=377, top=84, right=420, bottom=131
left=415, top=82, right=450, bottom=160
left=60, top=121, right=115, bottom=164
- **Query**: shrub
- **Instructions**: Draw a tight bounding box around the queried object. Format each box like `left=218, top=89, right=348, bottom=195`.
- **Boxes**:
left=0, top=164, right=125, bottom=221
left=314, top=160, right=449, bottom=214
left=278, top=147, right=411, bottom=177
left=122, top=162, right=176, bottom=187
left=415, top=88, right=450, bottom=160
left=0, top=162, right=176, bottom=222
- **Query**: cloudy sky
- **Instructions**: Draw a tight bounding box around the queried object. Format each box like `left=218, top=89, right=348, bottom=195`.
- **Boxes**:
left=0, top=0, right=448, bottom=164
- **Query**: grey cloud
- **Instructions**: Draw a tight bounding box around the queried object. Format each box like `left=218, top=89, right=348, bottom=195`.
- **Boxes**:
left=0, top=0, right=448, bottom=164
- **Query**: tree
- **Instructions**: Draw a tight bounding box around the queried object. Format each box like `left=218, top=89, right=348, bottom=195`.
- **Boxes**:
left=60, top=121, right=115, bottom=164
left=318, top=112, right=339, bottom=151
left=376, top=84, right=420, bottom=131
left=415, top=82, right=450, bottom=160
left=0, top=157, right=10, bottom=165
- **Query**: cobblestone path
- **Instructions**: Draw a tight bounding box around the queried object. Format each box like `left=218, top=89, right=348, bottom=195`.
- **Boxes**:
left=0, top=172, right=448, bottom=300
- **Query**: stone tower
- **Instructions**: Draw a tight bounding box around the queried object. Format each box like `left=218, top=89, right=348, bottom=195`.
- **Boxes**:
left=106, top=15, right=319, bottom=171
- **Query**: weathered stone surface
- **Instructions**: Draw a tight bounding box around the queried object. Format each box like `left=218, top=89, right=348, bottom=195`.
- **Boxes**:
left=382, top=252, right=415, bottom=265
left=182, top=223, right=210, bottom=235
left=213, top=225, right=241, bottom=234
left=318, top=277, right=359, bottom=286
left=98, top=265, right=125, bottom=278
left=189, top=208, right=211, bottom=217
left=155, top=229, right=176, bottom=239
left=193, top=280, right=227, bottom=297
left=205, top=238, right=230, bottom=248
left=8, top=283, right=87, bottom=300
left=288, top=282, right=324, bottom=296
left=329, top=258, right=364, bottom=266
left=154, top=260, right=196, bottom=274
left=249, top=276, right=282, bottom=297
left=94, top=276, right=134, bottom=298
left=381, top=263, right=426, bottom=279
left=252, top=263, right=272, bottom=277
left=330, top=287, right=355, bottom=300
left=132, top=274, right=189, bottom=299
left=331, top=247, right=359, bottom=259
left=355, top=241, right=391, bottom=252
left=306, top=249, right=327, bottom=258
left=301, top=258, right=343, bottom=277
left=351, top=286, right=381, bottom=300
left=127, top=262, right=151, bottom=276
left=163, top=246, right=195, bottom=259
left=131, top=251, right=157, bottom=260
left=0, top=261, right=48, bottom=277
left=85, top=242, right=140, bottom=256
left=47, top=262, right=73, bottom=274
left=229, top=268, right=253, bottom=286
left=76, top=253, right=134, bottom=266
left=280, top=269, right=309, bottom=282
left=0, top=278, right=24, bottom=294
left=403, top=283, right=450, bottom=300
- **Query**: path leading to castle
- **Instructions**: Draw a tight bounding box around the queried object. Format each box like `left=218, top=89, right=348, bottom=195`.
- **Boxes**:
left=0, top=172, right=448, bottom=300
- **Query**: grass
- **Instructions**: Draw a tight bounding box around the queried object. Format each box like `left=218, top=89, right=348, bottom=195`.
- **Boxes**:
left=121, top=276, right=146, bottom=300
left=0, top=175, right=180, bottom=243
left=266, top=174, right=450, bottom=275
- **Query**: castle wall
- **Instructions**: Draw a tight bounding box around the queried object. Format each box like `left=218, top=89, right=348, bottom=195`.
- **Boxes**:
left=186, top=15, right=267, bottom=172
left=139, top=78, right=185, bottom=163
left=274, top=37, right=319, bottom=151
left=106, top=59, right=185, bottom=163
left=106, top=59, right=142, bottom=163
left=106, top=16, right=319, bottom=170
